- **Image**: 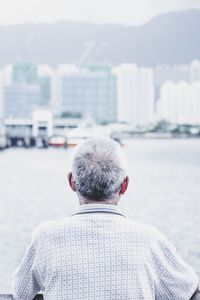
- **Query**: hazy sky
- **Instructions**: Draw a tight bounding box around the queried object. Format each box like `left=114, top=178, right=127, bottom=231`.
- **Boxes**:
left=0, top=0, right=200, bottom=25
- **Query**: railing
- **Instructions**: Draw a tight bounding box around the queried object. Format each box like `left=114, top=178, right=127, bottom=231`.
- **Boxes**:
left=0, top=295, right=43, bottom=299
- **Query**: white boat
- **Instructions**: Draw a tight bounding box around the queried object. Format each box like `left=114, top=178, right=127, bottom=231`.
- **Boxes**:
left=66, top=124, right=110, bottom=147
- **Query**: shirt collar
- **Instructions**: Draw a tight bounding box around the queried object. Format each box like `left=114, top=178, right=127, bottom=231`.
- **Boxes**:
left=71, top=203, right=124, bottom=216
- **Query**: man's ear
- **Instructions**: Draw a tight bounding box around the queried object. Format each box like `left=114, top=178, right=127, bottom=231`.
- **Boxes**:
left=119, top=176, right=129, bottom=195
left=67, top=172, right=76, bottom=192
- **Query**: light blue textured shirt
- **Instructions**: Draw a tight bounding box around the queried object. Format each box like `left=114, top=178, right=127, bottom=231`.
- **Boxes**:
left=13, top=204, right=198, bottom=300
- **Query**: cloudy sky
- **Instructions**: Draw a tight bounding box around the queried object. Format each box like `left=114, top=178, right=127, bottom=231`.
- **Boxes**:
left=0, top=0, right=200, bottom=25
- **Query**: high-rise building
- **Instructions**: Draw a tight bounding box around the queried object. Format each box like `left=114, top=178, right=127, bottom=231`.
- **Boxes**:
left=53, top=65, right=80, bottom=116
left=3, top=63, right=54, bottom=118
left=4, top=84, right=41, bottom=118
left=56, top=65, right=117, bottom=123
left=154, top=65, right=190, bottom=86
left=157, top=81, right=200, bottom=124
left=38, top=65, right=54, bottom=107
left=114, top=64, right=155, bottom=127
left=3, top=65, right=13, bottom=86
left=12, top=61, right=38, bottom=85
left=190, top=60, right=200, bottom=82
left=154, top=65, right=190, bottom=102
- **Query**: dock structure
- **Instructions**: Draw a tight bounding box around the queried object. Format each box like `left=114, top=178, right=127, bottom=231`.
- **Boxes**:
left=2, top=110, right=82, bottom=148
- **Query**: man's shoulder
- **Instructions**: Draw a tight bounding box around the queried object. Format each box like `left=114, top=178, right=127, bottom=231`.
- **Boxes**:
left=31, top=217, right=73, bottom=240
left=31, top=215, right=169, bottom=249
left=125, top=218, right=170, bottom=246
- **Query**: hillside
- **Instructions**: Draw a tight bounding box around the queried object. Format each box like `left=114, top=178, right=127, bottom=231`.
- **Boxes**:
left=0, top=9, right=199, bottom=67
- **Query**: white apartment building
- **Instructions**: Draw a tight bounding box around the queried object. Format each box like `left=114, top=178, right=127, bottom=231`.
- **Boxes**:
left=114, top=64, right=155, bottom=127
left=190, top=60, right=200, bottom=82
left=3, top=65, right=13, bottom=86
left=154, top=65, right=190, bottom=86
left=157, top=81, right=200, bottom=125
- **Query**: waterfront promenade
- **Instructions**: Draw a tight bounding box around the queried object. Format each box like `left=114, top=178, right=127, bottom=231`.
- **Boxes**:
left=1, top=139, right=199, bottom=292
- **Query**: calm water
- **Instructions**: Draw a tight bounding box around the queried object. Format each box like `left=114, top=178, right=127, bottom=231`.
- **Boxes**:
left=0, top=139, right=200, bottom=293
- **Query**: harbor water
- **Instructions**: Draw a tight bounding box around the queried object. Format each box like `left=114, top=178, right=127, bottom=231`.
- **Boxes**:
left=0, top=138, right=200, bottom=293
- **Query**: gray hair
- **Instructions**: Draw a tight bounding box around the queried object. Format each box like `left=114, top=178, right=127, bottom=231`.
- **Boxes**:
left=71, top=137, right=128, bottom=200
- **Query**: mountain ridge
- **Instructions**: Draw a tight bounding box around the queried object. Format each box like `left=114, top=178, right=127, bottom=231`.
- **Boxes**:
left=0, top=9, right=199, bottom=67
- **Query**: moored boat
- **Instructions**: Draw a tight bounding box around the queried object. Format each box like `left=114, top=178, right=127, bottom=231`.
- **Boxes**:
left=48, top=135, right=67, bottom=148
left=66, top=124, right=110, bottom=147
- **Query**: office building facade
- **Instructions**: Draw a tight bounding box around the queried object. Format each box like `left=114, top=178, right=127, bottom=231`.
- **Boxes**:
left=4, top=84, right=41, bottom=118
left=58, top=65, right=117, bottom=123
left=114, top=64, right=155, bottom=127
left=38, top=65, right=54, bottom=107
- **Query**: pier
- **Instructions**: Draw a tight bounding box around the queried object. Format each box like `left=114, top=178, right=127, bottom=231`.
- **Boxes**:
left=0, top=111, right=82, bottom=149
left=1, top=111, right=200, bottom=150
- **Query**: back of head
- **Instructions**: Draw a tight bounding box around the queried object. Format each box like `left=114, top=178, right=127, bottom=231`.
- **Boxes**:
left=71, top=137, right=127, bottom=201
